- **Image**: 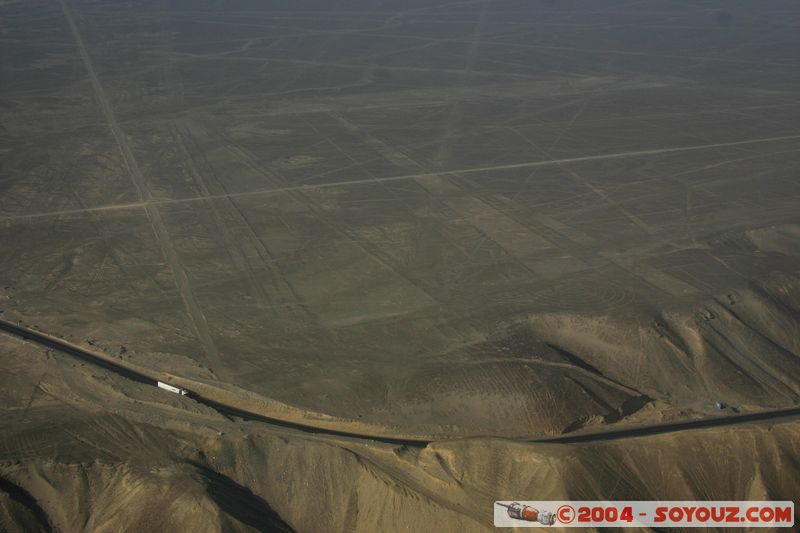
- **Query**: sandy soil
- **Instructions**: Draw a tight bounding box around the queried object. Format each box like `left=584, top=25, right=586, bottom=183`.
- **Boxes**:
left=2, top=336, right=799, bottom=532
left=2, top=0, right=800, bottom=530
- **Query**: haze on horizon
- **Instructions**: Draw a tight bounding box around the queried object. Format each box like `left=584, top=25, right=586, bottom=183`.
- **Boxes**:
left=1, top=1, right=800, bottom=531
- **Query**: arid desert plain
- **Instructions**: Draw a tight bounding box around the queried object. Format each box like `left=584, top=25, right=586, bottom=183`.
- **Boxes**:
left=2, top=0, right=800, bottom=531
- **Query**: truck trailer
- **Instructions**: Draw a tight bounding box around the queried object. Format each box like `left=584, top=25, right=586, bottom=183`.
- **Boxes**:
left=157, top=381, right=190, bottom=396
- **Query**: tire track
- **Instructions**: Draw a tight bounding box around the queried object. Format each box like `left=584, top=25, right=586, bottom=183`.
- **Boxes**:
left=330, top=113, right=566, bottom=281
left=221, top=132, right=439, bottom=308
left=72, top=192, right=144, bottom=297
left=58, top=0, right=228, bottom=380
left=3, top=318, right=800, bottom=448
left=171, top=126, right=275, bottom=313
left=0, top=318, right=423, bottom=446
left=185, top=130, right=314, bottom=319
left=4, top=133, right=800, bottom=224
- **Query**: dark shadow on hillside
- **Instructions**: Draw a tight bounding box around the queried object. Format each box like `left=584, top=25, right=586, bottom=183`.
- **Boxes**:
left=0, top=476, right=54, bottom=533
left=187, top=461, right=295, bottom=533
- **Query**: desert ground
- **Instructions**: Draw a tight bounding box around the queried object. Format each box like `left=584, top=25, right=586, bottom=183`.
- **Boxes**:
left=1, top=0, right=800, bottom=531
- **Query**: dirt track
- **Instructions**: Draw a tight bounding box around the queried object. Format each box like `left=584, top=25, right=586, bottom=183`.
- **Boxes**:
left=4, top=317, right=800, bottom=449
left=3, top=0, right=800, bottom=530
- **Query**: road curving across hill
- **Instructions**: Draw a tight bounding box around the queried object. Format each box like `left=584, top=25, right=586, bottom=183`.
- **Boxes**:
left=2, top=316, right=799, bottom=448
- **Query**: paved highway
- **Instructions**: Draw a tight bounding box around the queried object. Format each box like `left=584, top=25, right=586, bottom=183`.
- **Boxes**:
left=2, top=317, right=798, bottom=447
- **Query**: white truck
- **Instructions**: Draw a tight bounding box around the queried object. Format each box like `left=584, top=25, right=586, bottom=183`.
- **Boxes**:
left=157, top=381, right=190, bottom=396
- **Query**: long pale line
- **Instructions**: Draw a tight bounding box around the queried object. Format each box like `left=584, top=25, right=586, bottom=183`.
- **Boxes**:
left=57, top=0, right=228, bottom=379
left=118, top=133, right=800, bottom=200
left=3, top=133, right=800, bottom=222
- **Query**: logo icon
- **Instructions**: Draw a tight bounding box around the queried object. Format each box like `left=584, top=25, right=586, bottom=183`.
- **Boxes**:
left=557, top=504, right=575, bottom=524
left=496, top=502, right=556, bottom=525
